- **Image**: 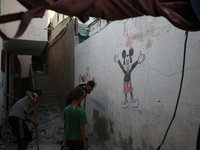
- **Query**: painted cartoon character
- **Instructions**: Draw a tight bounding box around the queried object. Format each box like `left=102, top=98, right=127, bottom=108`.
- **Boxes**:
left=114, top=48, right=146, bottom=109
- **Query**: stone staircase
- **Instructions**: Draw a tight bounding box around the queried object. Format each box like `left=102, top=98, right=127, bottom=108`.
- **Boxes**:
left=33, top=72, right=60, bottom=112
left=30, top=72, right=64, bottom=145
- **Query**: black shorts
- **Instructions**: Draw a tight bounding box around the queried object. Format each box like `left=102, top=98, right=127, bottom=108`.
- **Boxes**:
left=67, top=140, right=84, bottom=150
left=8, top=116, right=32, bottom=150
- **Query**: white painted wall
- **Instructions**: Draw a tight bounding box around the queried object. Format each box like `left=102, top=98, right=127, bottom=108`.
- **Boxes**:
left=47, top=10, right=67, bottom=28
left=18, top=55, right=32, bottom=78
left=89, top=19, right=108, bottom=36
left=75, top=16, right=200, bottom=150
left=1, top=0, right=48, bottom=41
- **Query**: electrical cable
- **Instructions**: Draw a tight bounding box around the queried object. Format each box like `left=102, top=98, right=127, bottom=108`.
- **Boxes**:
left=156, top=31, right=189, bottom=150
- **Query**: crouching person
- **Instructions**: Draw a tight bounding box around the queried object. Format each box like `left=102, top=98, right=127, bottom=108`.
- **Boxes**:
left=63, top=87, right=87, bottom=150
left=8, top=89, right=42, bottom=150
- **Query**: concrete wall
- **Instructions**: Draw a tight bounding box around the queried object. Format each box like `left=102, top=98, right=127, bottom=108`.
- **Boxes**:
left=89, top=19, right=108, bottom=37
left=1, top=0, right=48, bottom=41
left=75, top=16, right=200, bottom=150
left=18, top=55, right=32, bottom=78
left=47, top=19, right=77, bottom=110
left=47, top=10, right=67, bottom=28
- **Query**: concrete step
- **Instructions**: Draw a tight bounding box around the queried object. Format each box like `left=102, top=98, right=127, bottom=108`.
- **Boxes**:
left=34, top=86, right=56, bottom=91
left=42, top=95, right=58, bottom=99
left=33, top=73, right=60, bottom=112
left=39, top=99, right=59, bottom=103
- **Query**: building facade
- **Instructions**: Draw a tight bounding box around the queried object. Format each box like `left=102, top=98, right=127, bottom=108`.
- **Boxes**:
left=0, top=0, right=57, bottom=127
left=75, top=17, right=200, bottom=150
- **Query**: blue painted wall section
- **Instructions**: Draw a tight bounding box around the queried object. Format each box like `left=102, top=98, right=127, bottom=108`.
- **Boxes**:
left=90, top=95, right=106, bottom=112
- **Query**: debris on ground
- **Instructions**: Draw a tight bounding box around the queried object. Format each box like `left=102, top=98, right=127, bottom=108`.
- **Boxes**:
left=0, top=109, right=108, bottom=150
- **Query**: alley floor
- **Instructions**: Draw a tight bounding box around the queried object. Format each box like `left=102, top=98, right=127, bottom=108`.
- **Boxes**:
left=0, top=108, right=108, bottom=150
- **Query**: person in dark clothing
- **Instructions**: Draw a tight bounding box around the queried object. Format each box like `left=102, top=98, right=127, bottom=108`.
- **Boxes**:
left=65, top=75, right=95, bottom=107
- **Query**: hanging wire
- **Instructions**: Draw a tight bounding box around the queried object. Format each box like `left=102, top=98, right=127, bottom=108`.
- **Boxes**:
left=156, top=31, right=189, bottom=150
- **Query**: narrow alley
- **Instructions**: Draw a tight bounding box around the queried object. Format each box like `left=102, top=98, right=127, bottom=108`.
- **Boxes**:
left=0, top=0, right=200, bottom=150
left=0, top=73, right=108, bottom=150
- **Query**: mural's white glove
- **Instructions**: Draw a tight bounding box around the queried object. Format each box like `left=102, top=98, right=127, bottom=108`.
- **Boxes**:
left=138, top=51, right=146, bottom=64
left=114, top=54, right=119, bottom=62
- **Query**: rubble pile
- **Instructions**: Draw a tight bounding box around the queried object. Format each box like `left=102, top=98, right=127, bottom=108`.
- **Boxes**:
left=0, top=122, right=16, bottom=150
left=0, top=109, right=108, bottom=150
left=28, top=110, right=64, bottom=147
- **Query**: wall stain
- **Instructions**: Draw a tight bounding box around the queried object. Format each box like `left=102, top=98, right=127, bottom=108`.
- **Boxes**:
left=140, top=138, right=154, bottom=150
left=92, top=109, right=153, bottom=150
left=146, top=27, right=155, bottom=34
left=114, top=132, right=154, bottom=150
left=125, top=33, right=143, bottom=48
left=123, top=19, right=155, bottom=49
left=142, top=138, right=148, bottom=149
left=146, top=38, right=153, bottom=49
left=123, top=19, right=130, bottom=37
left=93, top=109, right=110, bottom=142
left=109, top=120, right=114, bottom=135
left=123, top=19, right=143, bottom=48
left=118, top=132, right=133, bottom=150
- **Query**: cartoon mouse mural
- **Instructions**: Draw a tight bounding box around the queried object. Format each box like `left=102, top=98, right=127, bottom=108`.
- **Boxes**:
left=114, top=48, right=146, bottom=109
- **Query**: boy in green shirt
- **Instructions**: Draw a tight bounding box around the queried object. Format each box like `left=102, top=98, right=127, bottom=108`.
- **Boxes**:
left=63, top=87, right=87, bottom=150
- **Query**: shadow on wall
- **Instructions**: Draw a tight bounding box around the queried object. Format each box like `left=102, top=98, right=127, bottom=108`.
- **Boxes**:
left=92, top=109, right=140, bottom=149
left=93, top=109, right=110, bottom=143
left=92, top=109, right=155, bottom=150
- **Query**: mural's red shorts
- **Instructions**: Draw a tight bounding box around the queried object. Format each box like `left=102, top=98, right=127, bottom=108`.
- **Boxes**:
left=124, top=81, right=133, bottom=93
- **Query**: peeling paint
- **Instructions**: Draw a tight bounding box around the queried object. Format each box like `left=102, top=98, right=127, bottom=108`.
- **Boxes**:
left=123, top=20, right=156, bottom=49
left=126, top=36, right=133, bottom=48
left=125, top=33, right=143, bottom=48
left=123, top=19, right=129, bottom=37
left=123, top=19, right=146, bottom=48
left=146, top=27, right=155, bottom=34
left=146, top=38, right=153, bottom=49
